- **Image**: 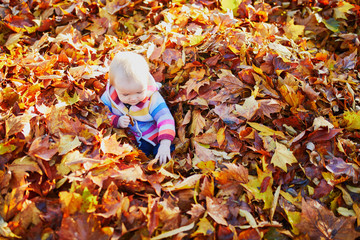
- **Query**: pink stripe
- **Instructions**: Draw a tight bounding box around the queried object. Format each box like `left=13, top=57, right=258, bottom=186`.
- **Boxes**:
left=142, top=124, right=157, bottom=135
left=158, top=119, right=175, bottom=127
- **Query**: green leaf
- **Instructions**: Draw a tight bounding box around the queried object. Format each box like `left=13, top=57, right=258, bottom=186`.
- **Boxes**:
left=323, top=18, right=340, bottom=32
left=81, top=187, right=98, bottom=213
left=0, top=142, right=16, bottom=155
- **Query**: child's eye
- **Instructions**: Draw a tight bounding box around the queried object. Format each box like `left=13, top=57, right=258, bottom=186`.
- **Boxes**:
left=122, top=94, right=129, bottom=96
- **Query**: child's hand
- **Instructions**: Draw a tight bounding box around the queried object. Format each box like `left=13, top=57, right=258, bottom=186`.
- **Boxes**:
left=155, top=139, right=171, bottom=165
left=119, top=115, right=131, bottom=128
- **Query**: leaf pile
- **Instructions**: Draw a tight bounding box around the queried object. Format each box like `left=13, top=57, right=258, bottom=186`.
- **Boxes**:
left=0, top=0, right=360, bottom=239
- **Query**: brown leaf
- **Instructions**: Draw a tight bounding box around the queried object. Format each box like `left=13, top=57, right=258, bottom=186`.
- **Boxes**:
left=206, top=197, right=229, bottom=226
left=257, top=99, right=283, bottom=118
left=325, top=156, right=359, bottom=181
left=213, top=104, right=243, bottom=126
left=199, top=176, right=214, bottom=200
left=189, top=109, right=206, bottom=136
left=187, top=204, right=206, bottom=220
left=57, top=213, right=112, bottom=240
left=216, top=163, right=249, bottom=185
left=297, top=198, right=360, bottom=240
left=28, top=136, right=58, bottom=161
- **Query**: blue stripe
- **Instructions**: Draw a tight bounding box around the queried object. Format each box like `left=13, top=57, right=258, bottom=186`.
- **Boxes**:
left=151, top=102, right=167, bottom=119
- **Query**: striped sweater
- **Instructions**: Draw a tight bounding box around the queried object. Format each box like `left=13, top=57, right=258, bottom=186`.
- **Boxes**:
left=101, top=82, right=175, bottom=146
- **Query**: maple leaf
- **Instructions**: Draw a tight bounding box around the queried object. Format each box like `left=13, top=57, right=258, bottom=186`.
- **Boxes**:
left=297, top=198, right=360, bottom=240
left=100, top=134, right=133, bottom=156
left=5, top=113, right=35, bottom=137
left=257, top=99, right=283, bottom=118
left=325, top=156, right=359, bottom=181
left=333, top=1, right=354, bottom=20
left=271, top=142, right=298, bottom=172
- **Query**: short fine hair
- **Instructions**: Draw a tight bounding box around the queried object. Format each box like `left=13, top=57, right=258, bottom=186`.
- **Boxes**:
left=109, top=52, right=150, bottom=86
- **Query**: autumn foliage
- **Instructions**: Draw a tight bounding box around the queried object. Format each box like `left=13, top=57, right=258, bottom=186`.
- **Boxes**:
left=0, top=0, right=360, bottom=239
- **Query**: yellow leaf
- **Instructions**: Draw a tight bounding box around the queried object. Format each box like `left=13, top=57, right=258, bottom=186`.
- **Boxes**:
left=343, top=111, right=360, bottom=130
left=283, top=209, right=301, bottom=235
left=183, top=35, right=206, bottom=47
left=196, top=160, right=216, bottom=173
left=279, top=84, right=305, bottom=108
left=56, top=151, right=83, bottom=176
left=58, top=135, right=82, bottom=155
left=191, top=217, right=214, bottom=236
left=220, top=0, right=242, bottom=11
left=247, top=122, right=286, bottom=139
left=271, top=142, right=297, bottom=172
left=59, top=191, right=82, bottom=215
left=239, top=209, right=258, bottom=228
left=334, top=1, right=354, bottom=20
left=283, top=19, right=305, bottom=41
left=242, top=167, right=274, bottom=209
left=216, top=127, right=226, bottom=146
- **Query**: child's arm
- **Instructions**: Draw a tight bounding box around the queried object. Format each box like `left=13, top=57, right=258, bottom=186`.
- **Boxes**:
left=149, top=92, right=176, bottom=164
left=101, top=90, right=130, bottom=128
left=156, top=139, right=172, bottom=165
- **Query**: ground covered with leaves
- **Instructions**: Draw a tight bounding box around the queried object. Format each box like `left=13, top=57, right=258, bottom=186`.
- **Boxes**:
left=0, top=0, right=360, bottom=239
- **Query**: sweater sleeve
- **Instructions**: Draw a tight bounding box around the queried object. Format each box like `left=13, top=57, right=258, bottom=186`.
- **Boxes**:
left=149, top=92, right=176, bottom=142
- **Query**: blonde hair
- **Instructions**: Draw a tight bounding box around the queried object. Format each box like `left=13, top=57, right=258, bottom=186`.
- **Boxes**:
left=109, top=51, right=156, bottom=87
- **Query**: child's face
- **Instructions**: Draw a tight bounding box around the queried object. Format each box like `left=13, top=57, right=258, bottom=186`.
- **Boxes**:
left=114, top=80, right=147, bottom=106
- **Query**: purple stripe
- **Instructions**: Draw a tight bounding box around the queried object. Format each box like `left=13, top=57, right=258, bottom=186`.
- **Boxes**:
left=142, top=124, right=157, bottom=135
left=153, top=108, right=168, bottom=120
